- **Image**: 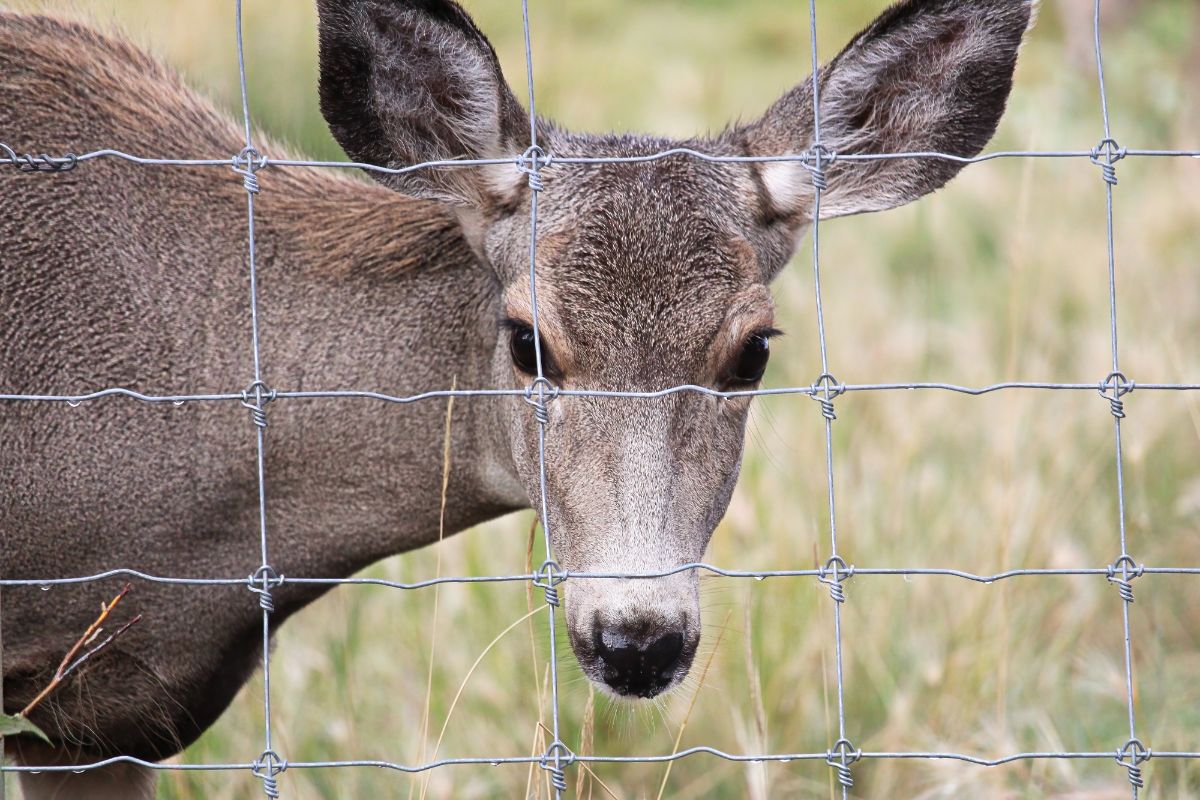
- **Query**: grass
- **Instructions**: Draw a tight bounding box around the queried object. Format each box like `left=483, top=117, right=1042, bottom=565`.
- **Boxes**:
left=6, top=0, right=1200, bottom=797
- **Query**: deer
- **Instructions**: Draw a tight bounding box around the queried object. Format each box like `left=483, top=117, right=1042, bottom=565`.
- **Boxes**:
left=0, top=0, right=1033, bottom=796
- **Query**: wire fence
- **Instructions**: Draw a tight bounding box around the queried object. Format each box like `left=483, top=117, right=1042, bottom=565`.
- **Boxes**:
left=2, top=0, right=1199, bottom=797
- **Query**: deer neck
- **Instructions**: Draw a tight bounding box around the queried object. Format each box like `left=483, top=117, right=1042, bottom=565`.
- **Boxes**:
left=247, top=168, right=528, bottom=579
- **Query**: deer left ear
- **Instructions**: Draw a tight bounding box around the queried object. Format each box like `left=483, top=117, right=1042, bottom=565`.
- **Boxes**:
left=744, top=0, right=1035, bottom=220
left=316, top=0, right=530, bottom=208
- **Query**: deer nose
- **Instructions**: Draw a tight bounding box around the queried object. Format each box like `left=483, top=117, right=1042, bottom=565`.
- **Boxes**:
left=593, top=623, right=685, bottom=698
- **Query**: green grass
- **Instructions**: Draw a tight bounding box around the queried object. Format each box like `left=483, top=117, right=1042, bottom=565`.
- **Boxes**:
left=7, top=1, right=1200, bottom=797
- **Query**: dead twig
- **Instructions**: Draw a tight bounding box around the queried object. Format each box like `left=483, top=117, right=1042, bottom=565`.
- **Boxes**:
left=19, top=583, right=142, bottom=718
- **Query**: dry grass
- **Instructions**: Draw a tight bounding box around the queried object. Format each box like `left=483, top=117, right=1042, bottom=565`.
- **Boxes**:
left=6, top=0, right=1200, bottom=797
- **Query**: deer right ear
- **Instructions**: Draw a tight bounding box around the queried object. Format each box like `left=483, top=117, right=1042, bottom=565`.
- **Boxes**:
left=744, top=0, right=1034, bottom=221
left=316, top=0, right=529, bottom=207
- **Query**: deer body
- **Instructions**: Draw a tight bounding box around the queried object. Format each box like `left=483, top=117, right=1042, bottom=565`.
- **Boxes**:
left=1, top=7, right=525, bottom=768
left=1, top=2, right=1032, bottom=797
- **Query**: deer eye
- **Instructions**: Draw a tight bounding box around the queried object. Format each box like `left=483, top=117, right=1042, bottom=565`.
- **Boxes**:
left=729, top=330, right=776, bottom=385
left=507, top=321, right=555, bottom=378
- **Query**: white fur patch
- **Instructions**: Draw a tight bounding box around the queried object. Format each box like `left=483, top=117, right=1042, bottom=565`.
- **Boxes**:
left=482, top=161, right=527, bottom=202
left=760, top=160, right=809, bottom=214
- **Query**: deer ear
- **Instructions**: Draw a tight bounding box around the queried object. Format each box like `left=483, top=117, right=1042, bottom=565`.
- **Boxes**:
left=745, top=0, right=1034, bottom=220
left=316, top=0, right=529, bottom=207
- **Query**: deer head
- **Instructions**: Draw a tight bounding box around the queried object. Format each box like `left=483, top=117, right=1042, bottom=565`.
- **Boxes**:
left=315, top=0, right=1032, bottom=699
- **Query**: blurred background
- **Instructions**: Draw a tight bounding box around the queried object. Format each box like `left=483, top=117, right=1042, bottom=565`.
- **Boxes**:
left=6, top=0, right=1199, bottom=797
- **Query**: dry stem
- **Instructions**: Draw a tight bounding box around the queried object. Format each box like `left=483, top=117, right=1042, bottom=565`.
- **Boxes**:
left=655, top=608, right=735, bottom=800
left=19, top=583, right=142, bottom=718
left=535, top=722, right=621, bottom=800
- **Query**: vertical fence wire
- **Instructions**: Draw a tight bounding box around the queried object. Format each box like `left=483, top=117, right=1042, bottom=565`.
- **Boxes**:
left=518, top=1, right=569, bottom=796
left=1, top=0, right=1199, bottom=796
left=1090, top=0, right=1147, bottom=794
left=804, top=0, right=857, bottom=795
left=231, top=2, right=283, bottom=796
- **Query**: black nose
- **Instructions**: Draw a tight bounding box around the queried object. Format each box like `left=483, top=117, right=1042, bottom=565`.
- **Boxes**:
left=593, top=624, right=686, bottom=698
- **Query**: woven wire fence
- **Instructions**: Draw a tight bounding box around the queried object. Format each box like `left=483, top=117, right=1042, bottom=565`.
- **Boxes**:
left=2, top=0, right=1200, bottom=797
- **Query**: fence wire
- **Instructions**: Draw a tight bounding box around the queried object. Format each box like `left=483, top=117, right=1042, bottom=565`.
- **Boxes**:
left=1, top=0, right=1198, bottom=797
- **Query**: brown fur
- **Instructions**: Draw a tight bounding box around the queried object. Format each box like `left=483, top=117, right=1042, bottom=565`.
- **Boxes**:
left=2, top=1, right=1031, bottom=796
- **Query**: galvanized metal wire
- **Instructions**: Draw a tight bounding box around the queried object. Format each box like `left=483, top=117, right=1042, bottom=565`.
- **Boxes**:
left=2, top=0, right=1198, bottom=797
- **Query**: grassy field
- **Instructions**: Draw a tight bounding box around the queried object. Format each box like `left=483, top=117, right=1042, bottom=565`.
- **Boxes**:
left=6, top=0, right=1200, bottom=797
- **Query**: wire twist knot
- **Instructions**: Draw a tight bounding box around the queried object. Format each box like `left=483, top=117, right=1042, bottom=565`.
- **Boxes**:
left=810, top=373, right=844, bottom=421
left=2, top=143, right=78, bottom=174
left=818, top=556, right=853, bottom=603
left=233, top=146, right=268, bottom=194
left=241, top=380, right=276, bottom=429
left=1115, top=739, right=1150, bottom=790
left=803, top=144, right=835, bottom=191
left=825, top=738, right=861, bottom=788
left=517, top=145, right=552, bottom=192
left=252, top=749, right=286, bottom=798
left=248, top=566, right=284, bottom=613
left=1106, top=555, right=1143, bottom=604
left=523, top=377, right=559, bottom=426
left=1098, top=371, right=1133, bottom=419
left=533, top=559, right=565, bottom=607
left=1090, top=138, right=1125, bottom=186
left=539, top=740, right=575, bottom=792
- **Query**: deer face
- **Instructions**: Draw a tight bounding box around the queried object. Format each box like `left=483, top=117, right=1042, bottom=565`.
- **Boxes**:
left=489, top=146, right=784, bottom=696
left=317, top=0, right=1032, bottom=698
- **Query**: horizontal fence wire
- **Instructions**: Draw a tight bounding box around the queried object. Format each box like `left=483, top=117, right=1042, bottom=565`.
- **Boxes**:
left=1, top=0, right=1198, bottom=797
left=7, top=749, right=1200, bottom=775
left=5, top=143, right=1200, bottom=173
left=6, top=563, right=1200, bottom=590
left=5, top=380, right=1200, bottom=405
